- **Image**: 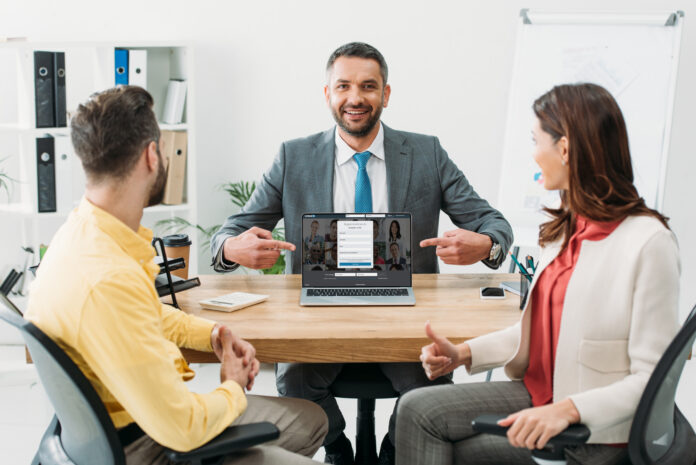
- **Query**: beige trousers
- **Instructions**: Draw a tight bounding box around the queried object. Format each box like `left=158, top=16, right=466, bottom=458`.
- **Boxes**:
left=125, top=395, right=328, bottom=464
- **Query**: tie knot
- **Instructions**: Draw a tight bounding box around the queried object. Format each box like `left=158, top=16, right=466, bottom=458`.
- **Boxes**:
left=353, top=151, right=371, bottom=169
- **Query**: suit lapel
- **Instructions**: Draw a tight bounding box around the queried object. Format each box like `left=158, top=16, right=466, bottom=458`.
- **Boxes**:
left=312, top=128, right=335, bottom=212
left=384, top=124, right=412, bottom=212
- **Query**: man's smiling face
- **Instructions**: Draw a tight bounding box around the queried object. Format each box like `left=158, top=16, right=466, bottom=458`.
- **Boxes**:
left=325, top=56, right=390, bottom=139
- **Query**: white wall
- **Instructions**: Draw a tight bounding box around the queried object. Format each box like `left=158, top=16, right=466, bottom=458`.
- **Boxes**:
left=0, top=0, right=694, bottom=420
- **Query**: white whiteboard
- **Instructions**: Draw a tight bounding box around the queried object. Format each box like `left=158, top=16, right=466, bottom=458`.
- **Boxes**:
left=497, top=10, right=684, bottom=245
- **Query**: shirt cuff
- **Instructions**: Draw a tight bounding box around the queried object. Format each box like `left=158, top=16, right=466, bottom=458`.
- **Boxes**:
left=188, top=316, right=217, bottom=352
left=479, top=231, right=504, bottom=270
left=212, top=240, right=240, bottom=272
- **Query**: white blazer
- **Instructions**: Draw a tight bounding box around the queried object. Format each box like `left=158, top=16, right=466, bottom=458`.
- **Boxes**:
left=467, top=215, right=680, bottom=443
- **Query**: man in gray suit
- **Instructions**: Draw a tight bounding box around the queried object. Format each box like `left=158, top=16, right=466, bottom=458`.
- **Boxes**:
left=211, top=43, right=513, bottom=465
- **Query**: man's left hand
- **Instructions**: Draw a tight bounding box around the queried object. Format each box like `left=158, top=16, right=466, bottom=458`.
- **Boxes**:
left=211, top=324, right=260, bottom=390
left=498, top=399, right=581, bottom=450
left=420, top=229, right=492, bottom=265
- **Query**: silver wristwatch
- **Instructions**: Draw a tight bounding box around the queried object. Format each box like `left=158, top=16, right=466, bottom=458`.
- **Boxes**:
left=488, top=241, right=502, bottom=262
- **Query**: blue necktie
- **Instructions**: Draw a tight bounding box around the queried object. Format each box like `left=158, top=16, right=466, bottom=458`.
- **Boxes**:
left=353, top=151, right=372, bottom=213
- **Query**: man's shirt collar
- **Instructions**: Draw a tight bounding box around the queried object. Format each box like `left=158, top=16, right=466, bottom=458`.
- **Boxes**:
left=335, top=122, right=385, bottom=166
left=76, top=197, right=158, bottom=277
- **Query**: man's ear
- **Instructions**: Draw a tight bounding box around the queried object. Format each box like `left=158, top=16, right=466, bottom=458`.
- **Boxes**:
left=324, top=85, right=330, bottom=106
left=382, top=84, right=391, bottom=108
left=145, top=141, right=160, bottom=173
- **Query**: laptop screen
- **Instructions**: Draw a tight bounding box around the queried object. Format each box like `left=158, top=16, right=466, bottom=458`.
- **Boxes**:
left=301, top=213, right=412, bottom=288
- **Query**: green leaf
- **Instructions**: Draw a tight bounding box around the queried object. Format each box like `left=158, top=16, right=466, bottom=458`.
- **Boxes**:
left=271, top=227, right=285, bottom=242
left=220, top=181, right=257, bottom=208
left=0, top=172, right=11, bottom=198
left=0, top=158, right=18, bottom=200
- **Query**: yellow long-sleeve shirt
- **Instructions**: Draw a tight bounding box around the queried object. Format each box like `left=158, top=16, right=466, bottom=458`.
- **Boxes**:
left=26, top=198, right=247, bottom=452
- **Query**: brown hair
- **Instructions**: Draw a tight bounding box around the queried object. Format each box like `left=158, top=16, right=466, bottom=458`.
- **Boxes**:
left=71, top=86, right=160, bottom=182
left=533, top=83, right=668, bottom=249
left=327, top=42, right=388, bottom=86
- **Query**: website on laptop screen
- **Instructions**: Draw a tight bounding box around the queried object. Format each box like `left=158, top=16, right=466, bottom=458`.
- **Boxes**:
left=301, top=213, right=411, bottom=288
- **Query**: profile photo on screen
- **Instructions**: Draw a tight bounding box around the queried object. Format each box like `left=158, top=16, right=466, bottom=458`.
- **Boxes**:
left=305, top=242, right=325, bottom=265
left=325, top=219, right=338, bottom=242
left=386, top=242, right=407, bottom=266
left=387, top=219, right=409, bottom=258
left=304, top=219, right=324, bottom=252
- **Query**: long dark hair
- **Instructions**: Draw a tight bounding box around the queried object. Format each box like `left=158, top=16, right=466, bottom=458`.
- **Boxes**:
left=389, top=220, right=401, bottom=241
left=533, top=83, right=668, bottom=249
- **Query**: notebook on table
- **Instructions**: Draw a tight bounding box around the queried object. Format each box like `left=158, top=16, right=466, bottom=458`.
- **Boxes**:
left=300, top=213, right=415, bottom=306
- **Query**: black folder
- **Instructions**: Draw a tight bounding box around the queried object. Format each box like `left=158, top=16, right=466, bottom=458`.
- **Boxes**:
left=34, top=51, right=55, bottom=128
left=53, top=52, right=67, bottom=127
left=155, top=275, right=201, bottom=298
left=36, top=136, right=56, bottom=213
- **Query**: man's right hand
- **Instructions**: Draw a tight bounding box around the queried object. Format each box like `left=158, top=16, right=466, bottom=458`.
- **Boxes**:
left=219, top=328, right=255, bottom=389
left=222, top=227, right=295, bottom=269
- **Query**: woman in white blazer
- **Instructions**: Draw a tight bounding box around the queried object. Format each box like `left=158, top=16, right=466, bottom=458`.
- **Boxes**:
left=395, top=83, right=680, bottom=465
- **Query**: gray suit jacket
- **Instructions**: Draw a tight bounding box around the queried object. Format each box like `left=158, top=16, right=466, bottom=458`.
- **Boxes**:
left=211, top=124, right=513, bottom=274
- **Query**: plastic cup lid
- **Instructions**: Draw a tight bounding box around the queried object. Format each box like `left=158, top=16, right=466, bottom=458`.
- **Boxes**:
left=162, top=234, right=192, bottom=247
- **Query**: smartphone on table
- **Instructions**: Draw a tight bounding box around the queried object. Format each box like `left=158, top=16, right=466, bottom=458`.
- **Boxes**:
left=479, top=286, right=505, bottom=300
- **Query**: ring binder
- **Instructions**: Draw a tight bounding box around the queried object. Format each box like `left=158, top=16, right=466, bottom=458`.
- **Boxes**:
left=36, top=136, right=57, bottom=213
left=128, top=49, right=147, bottom=89
left=53, top=52, right=67, bottom=127
left=114, top=48, right=128, bottom=86
left=34, top=51, right=55, bottom=128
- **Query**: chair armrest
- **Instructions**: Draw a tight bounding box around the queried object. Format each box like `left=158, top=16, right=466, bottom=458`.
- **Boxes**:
left=472, top=414, right=591, bottom=446
left=165, top=422, right=279, bottom=463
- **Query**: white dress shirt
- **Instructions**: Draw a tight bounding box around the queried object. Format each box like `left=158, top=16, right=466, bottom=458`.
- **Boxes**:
left=332, top=123, right=388, bottom=213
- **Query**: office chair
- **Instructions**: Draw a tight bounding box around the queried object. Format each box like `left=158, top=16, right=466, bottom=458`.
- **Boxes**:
left=0, top=295, right=279, bottom=465
left=472, top=303, right=696, bottom=464
left=330, top=363, right=398, bottom=465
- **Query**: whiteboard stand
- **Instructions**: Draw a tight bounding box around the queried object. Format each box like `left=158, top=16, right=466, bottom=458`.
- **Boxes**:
left=498, top=9, right=684, bottom=248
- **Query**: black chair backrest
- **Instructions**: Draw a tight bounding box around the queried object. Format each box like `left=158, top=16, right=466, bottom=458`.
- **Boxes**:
left=0, top=295, right=125, bottom=465
left=628, top=304, right=696, bottom=464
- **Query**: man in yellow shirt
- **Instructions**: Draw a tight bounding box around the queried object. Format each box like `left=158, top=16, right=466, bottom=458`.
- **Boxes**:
left=26, top=86, right=327, bottom=464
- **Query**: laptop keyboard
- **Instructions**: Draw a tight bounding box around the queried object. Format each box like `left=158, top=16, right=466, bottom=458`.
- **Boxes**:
left=306, top=288, right=409, bottom=297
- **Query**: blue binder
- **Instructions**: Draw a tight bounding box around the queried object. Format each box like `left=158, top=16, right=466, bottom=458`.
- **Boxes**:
left=114, top=49, right=128, bottom=86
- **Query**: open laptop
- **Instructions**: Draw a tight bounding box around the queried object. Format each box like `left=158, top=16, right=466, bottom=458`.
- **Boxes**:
left=300, top=213, right=415, bottom=306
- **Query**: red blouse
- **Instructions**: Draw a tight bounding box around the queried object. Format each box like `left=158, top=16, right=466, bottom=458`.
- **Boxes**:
left=524, top=215, right=622, bottom=407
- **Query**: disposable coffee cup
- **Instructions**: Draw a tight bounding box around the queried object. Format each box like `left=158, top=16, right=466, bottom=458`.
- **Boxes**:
left=162, top=234, right=192, bottom=279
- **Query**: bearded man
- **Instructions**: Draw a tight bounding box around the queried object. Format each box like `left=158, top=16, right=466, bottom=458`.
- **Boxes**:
left=210, top=43, right=513, bottom=465
left=26, top=86, right=328, bottom=465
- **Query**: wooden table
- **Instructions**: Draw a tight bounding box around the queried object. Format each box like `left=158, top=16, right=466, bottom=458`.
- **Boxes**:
left=175, top=274, right=522, bottom=364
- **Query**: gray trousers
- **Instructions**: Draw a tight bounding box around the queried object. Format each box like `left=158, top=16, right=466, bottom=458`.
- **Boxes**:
left=276, top=362, right=453, bottom=445
left=395, top=381, right=629, bottom=465
left=125, top=395, right=328, bottom=464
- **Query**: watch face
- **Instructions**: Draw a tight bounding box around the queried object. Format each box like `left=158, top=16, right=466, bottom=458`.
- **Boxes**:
left=490, top=243, right=501, bottom=261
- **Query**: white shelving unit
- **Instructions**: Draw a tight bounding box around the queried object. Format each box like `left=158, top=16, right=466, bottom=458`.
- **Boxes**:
left=0, top=41, right=198, bottom=275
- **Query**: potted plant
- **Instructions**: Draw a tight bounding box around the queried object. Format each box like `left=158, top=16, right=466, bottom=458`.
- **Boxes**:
left=156, top=181, right=286, bottom=275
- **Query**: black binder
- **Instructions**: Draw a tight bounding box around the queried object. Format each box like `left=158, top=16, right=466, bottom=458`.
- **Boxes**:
left=36, top=136, right=56, bottom=213
left=53, top=52, right=67, bottom=127
left=34, top=51, right=55, bottom=128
